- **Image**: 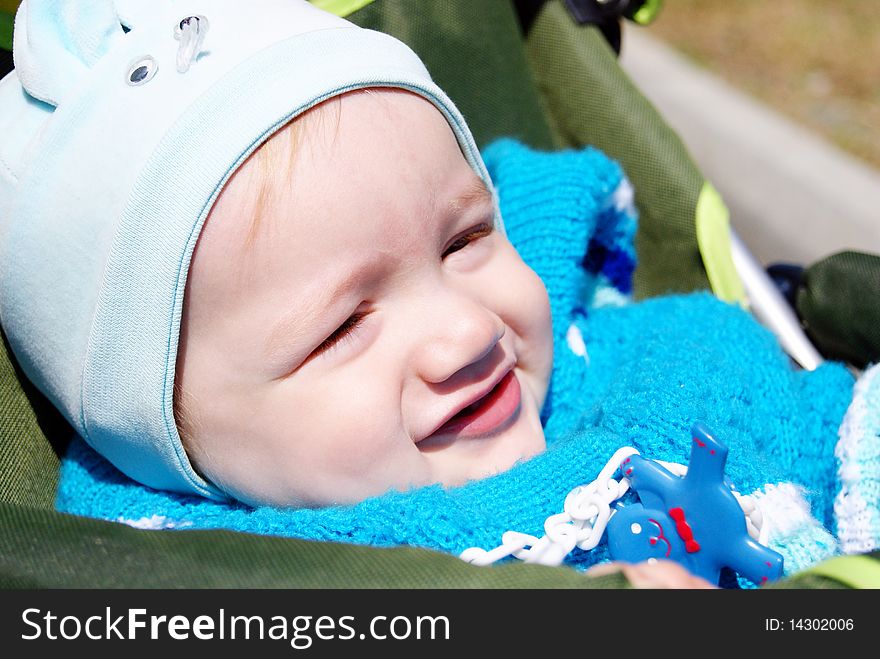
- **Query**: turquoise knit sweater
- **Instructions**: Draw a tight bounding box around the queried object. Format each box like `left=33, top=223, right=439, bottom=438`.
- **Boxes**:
left=56, top=140, right=860, bottom=584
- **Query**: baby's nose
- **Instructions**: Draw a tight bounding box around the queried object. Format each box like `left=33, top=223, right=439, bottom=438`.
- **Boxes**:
left=415, top=295, right=505, bottom=385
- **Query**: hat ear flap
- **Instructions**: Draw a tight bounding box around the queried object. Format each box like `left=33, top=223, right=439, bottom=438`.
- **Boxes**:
left=13, top=0, right=125, bottom=107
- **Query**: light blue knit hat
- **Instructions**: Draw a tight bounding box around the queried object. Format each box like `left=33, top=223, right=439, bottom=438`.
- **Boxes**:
left=0, top=0, right=494, bottom=499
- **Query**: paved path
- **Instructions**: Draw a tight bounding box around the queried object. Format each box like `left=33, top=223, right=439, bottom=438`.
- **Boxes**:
left=619, top=26, right=880, bottom=266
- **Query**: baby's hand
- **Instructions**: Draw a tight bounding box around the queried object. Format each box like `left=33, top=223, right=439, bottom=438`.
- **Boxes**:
left=587, top=560, right=716, bottom=589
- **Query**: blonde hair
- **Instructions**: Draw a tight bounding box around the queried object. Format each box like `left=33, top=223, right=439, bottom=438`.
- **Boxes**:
left=246, top=96, right=345, bottom=246
left=172, top=376, right=200, bottom=450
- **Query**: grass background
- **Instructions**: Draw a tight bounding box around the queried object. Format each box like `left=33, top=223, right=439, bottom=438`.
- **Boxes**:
left=648, top=0, right=880, bottom=168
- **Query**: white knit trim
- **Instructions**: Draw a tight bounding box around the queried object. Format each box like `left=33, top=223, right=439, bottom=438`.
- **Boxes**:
left=751, top=482, right=838, bottom=574
left=118, top=514, right=190, bottom=530
left=590, top=286, right=630, bottom=309
left=751, top=483, right=817, bottom=537
left=612, top=178, right=635, bottom=214
left=565, top=323, right=590, bottom=364
left=835, top=489, right=876, bottom=554
left=834, top=363, right=880, bottom=553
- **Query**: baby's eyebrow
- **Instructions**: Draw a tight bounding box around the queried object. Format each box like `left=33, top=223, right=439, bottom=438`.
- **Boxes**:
left=448, top=176, right=493, bottom=214
left=264, top=268, right=363, bottom=361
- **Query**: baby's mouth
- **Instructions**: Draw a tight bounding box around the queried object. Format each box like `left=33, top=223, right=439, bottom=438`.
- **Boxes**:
left=420, top=370, right=522, bottom=449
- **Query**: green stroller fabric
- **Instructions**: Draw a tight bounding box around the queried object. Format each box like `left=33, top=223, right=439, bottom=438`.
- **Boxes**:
left=797, top=251, right=880, bottom=369
left=0, top=0, right=862, bottom=588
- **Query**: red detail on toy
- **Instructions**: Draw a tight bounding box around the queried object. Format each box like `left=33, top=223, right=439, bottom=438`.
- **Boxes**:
left=694, top=438, right=706, bottom=448
left=626, top=468, right=633, bottom=476
left=710, top=449, right=715, bottom=455
left=766, top=561, right=772, bottom=567
left=648, top=518, right=672, bottom=558
left=668, top=507, right=700, bottom=553
left=649, top=538, right=657, bottom=545
left=761, top=576, right=768, bottom=583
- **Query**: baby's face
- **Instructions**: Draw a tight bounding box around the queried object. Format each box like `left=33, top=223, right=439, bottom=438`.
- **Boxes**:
left=176, top=91, right=553, bottom=507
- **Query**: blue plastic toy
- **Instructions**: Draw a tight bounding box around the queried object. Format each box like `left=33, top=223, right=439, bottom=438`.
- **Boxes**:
left=606, top=423, right=784, bottom=586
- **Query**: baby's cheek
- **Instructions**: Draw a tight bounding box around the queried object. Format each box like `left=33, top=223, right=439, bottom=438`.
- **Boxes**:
left=521, top=268, right=554, bottom=390
left=525, top=267, right=553, bottom=342
left=495, top=250, right=553, bottom=383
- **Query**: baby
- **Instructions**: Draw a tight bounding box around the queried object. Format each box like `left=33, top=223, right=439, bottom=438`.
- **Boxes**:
left=1, top=0, right=866, bottom=588
left=174, top=89, right=553, bottom=508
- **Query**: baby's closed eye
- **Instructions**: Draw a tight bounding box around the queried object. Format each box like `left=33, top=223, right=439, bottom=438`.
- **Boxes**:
left=442, top=223, right=493, bottom=259
left=312, top=309, right=372, bottom=357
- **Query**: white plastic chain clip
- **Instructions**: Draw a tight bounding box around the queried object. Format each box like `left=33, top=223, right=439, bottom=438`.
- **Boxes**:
left=459, top=448, right=767, bottom=567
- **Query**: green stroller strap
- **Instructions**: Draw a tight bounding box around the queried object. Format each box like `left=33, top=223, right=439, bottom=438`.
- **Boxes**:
left=696, top=182, right=748, bottom=306
left=310, top=0, right=376, bottom=18
left=630, top=0, right=663, bottom=26
left=800, top=554, right=880, bottom=590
